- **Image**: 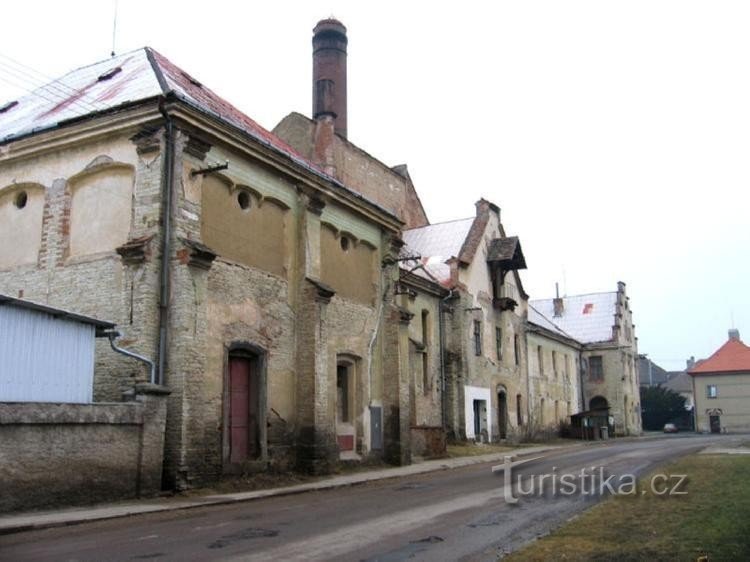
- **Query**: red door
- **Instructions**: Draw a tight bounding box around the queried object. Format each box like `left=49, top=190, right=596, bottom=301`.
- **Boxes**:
left=229, top=357, right=250, bottom=463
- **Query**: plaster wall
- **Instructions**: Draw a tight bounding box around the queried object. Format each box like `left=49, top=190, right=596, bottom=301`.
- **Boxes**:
left=692, top=372, right=750, bottom=432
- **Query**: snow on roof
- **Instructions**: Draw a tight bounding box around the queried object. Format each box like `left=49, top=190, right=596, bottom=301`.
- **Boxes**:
left=530, top=292, right=617, bottom=344
left=0, top=48, right=398, bottom=221
left=528, top=305, right=574, bottom=339
left=401, top=217, right=474, bottom=284
left=0, top=48, right=160, bottom=143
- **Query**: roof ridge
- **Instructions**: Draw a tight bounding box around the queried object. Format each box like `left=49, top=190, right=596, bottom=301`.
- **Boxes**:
left=144, top=47, right=170, bottom=95
left=404, top=216, right=474, bottom=232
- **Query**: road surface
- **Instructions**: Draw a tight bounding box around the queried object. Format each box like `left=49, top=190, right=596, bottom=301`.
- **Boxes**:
left=0, top=434, right=740, bottom=561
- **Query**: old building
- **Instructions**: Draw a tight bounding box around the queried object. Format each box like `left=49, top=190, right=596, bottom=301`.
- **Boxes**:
left=0, top=36, right=420, bottom=486
left=689, top=329, right=750, bottom=433
left=0, top=16, right=645, bottom=496
left=530, top=283, right=641, bottom=436
left=401, top=202, right=530, bottom=442
left=527, top=301, right=583, bottom=433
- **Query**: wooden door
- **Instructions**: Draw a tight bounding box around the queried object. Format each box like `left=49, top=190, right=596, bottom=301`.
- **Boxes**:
left=710, top=415, right=721, bottom=434
left=229, top=357, right=259, bottom=463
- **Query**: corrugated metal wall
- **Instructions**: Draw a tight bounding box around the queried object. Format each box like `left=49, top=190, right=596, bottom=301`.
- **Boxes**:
left=0, top=306, right=95, bottom=403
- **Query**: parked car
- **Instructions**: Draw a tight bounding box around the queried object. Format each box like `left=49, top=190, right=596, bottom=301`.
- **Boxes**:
left=663, top=423, right=678, bottom=433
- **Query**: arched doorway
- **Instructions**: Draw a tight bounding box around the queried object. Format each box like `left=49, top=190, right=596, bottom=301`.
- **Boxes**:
left=226, top=347, right=264, bottom=466
left=497, top=387, right=508, bottom=440
left=590, top=395, right=609, bottom=411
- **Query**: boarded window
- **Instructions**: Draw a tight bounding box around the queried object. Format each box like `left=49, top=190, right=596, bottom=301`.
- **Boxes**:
left=69, top=167, right=133, bottom=257
left=320, top=224, right=376, bottom=304
left=201, top=177, right=288, bottom=277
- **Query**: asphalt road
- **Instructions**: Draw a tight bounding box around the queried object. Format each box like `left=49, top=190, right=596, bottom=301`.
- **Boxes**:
left=0, top=434, right=740, bottom=562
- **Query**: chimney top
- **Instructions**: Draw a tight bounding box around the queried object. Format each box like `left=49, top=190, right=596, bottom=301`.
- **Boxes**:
left=729, top=328, right=741, bottom=341
left=312, top=17, right=348, bottom=138
left=313, top=18, right=347, bottom=37
left=553, top=283, right=564, bottom=318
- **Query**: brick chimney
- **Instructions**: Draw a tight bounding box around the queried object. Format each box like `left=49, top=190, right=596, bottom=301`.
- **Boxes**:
left=313, top=18, right=348, bottom=139
left=553, top=282, right=564, bottom=317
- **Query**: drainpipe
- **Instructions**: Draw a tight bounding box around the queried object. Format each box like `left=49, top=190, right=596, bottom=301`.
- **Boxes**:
left=439, top=289, right=454, bottom=432
left=157, top=98, right=175, bottom=386
left=578, top=350, right=586, bottom=411
left=107, top=330, right=156, bottom=384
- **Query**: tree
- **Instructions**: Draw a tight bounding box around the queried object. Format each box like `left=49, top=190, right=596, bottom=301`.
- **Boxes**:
left=640, top=385, right=688, bottom=431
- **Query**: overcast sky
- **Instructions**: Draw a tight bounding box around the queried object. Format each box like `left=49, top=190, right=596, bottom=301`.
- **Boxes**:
left=1, top=1, right=748, bottom=370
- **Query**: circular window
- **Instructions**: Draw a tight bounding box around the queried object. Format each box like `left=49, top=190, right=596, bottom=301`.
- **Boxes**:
left=340, top=236, right=350, bottom=251
left=14, top=191, right=27, bottom=209
left=237, top=191, right=251, bottom=210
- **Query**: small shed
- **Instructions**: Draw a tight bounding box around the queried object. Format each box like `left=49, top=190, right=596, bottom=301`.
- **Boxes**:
left=0, top=294, right=114, bottom=403
left=570, top=409, right=612, bottom=440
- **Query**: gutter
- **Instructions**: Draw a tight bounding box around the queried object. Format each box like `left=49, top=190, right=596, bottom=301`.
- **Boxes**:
left=156, top=98, right=175, bottom=386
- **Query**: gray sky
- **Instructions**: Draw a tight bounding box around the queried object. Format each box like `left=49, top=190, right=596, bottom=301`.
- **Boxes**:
left=1, top=1, right=748, bottom=370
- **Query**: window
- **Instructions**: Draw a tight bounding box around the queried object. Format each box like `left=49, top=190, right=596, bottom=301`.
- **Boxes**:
left=516, top=394, right=523, bottom=426
left=707, top=385, right=717, bottom=399
left=537, top=345, right=544, bottom=374
left=589, top=356, right=604, bottom=381
left=495, top=327, right=502, bottom=361
left=421, top=310, right=429, bottom=345
left=565, top=355, right=571, bottom=380
left=473, top=320, right=482, bottom=356
left=552, top=350, right=558, bottom=377
left=514, top=334, right=520, bottom=365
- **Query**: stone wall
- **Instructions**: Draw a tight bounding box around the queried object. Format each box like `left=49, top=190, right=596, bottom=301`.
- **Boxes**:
left=0, top=384, right=169, bottom=513
left=526, top=330, right=582, bottom=431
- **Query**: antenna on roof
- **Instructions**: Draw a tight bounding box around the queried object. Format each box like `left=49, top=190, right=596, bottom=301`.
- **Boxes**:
left=111, top=0, right=119, bottom=57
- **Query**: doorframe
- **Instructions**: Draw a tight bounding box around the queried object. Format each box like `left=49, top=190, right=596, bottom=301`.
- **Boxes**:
left=497, top=385, right=508, bottom=440
left=335, top=354, right=360, bottom=456
left=222, top=341, right=268, bottom=472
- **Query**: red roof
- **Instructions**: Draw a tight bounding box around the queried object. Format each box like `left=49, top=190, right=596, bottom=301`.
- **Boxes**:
left=688, top=338, right=750, bottom=375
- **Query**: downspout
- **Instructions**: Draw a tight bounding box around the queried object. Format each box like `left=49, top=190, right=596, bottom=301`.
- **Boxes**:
left=578, top=349, right=586, bottom=411
left=107, top=330, right=156, bottom=384
left=439, top=289, right=454, bottom=431
left=157, top=98, right=175, bottom=386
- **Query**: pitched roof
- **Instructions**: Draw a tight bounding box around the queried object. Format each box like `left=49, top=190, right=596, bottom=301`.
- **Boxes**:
left=0, top=48, right=323, bottom=175
left=638, top=357, right=671, bottom=386
left=487, top=236, right=527, bottom=270
left=688, top=338, right=750, bottom=375
left=530, top=292, right=617, bottom=344
left=401, top=217, right=474, bottom=284
left=528, top=305, right=575, bottom=340
left=663, top=372, right=693, bottom=393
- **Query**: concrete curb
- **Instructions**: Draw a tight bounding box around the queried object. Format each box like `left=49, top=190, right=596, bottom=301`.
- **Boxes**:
left=0, top=444, right=565, bottom=535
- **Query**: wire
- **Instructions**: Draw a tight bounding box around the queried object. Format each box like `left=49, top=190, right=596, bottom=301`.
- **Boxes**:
left=0, top=59, right=104, bottom=115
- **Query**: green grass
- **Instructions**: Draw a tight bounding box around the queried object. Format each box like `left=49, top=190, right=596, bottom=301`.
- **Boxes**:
left=507, top=455, right=750, bottom=562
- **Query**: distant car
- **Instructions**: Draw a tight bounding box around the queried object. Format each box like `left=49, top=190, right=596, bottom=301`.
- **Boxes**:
left=663, top=423, right=678, bottom=433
